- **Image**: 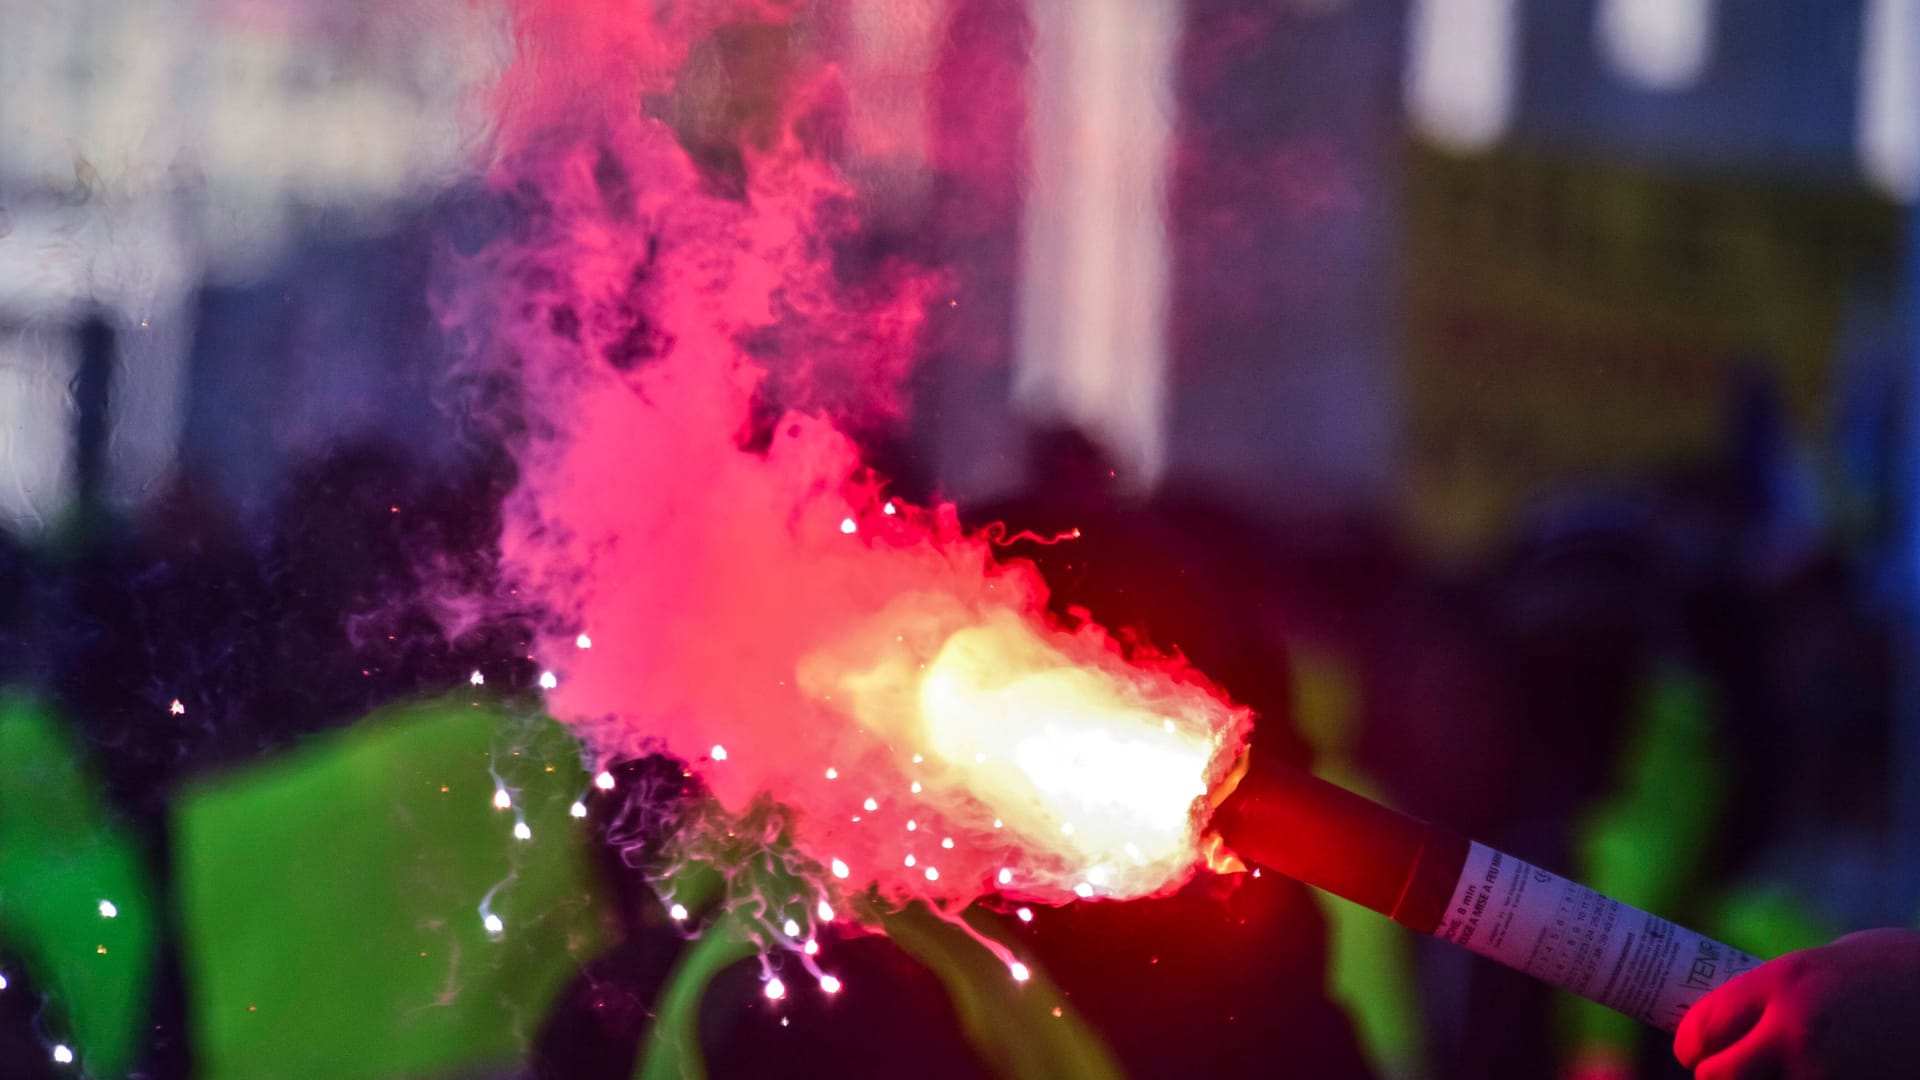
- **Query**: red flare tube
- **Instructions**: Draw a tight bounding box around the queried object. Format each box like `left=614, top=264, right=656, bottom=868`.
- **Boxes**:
left=1211, top=759, right=1758, bottom=1033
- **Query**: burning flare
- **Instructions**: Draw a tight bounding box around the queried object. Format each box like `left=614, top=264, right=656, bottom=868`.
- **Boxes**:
left=805, top=605, right=1242, bottom=901
left=445, top=0, right=1249, bottom=969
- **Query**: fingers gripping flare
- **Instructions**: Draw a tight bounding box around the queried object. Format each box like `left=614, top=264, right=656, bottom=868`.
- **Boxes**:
left=1690, top=1033, right=1786, bottom=1080
left=1675, top=963, right=1772, bottom=1070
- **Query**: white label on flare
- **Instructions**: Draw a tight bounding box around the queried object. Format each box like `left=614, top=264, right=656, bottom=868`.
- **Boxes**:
left=1435, top=842, right=1758, bottom=1032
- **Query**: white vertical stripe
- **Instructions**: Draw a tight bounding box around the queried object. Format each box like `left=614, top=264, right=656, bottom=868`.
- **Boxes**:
left=1015, top=0, right=1178, bottom=487
left=1861, top=0, right=1920, bottom=201
left=1597, top=0, right=1714, bottom=92
left=1406, top=0, right=1519, bottom=150
left=844, top=0, right=945, bottom=214
left=0, top=329, right=75, bottom=531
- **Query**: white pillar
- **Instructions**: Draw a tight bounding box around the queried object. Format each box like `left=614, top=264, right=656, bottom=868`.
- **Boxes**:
left=1596, top=0, right=1714, bottom=92
left=1860, top=0, right=1920, bottom=202
left=1015, top=0, right=1180, bottom=489
left=843, top=0, right=947, bottom=219
left=1405, top=0, right=1519, bottom=151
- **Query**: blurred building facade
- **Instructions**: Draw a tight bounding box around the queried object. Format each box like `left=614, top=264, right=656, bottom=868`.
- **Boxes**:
left=0, top=0, right=499, bottom=529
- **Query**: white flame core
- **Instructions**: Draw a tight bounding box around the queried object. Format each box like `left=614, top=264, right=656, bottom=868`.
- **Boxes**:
left=802, top=603, right=1243, bottom=902
left=915, top=614, right=1220, bottom=896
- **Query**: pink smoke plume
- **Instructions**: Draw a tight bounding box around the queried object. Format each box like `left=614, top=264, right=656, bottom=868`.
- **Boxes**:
left=440, top=0, right=1248, bottom=917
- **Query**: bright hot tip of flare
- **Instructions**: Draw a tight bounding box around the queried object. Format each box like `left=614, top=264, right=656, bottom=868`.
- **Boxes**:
left=920, top=616, right=1232, bottom=893
left=796, top=601, right=1249, bottom=904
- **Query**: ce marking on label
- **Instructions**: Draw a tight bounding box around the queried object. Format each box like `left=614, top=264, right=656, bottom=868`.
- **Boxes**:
left=1534, top=869, right=1552, bottom=884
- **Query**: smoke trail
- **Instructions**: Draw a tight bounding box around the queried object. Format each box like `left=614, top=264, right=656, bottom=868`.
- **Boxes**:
left=438, top=0, right=1247, bottom=923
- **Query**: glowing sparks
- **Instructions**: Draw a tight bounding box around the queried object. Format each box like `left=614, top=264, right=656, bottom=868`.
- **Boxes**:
left=1073, top=883, right=1095, bottom=898
left=575, top=633, right=593, bottom=649
left=168, top=699, right=185, bottom=715
left=483, top=914, right=504, bottom=934
left=783, top=919, right=800, bottom=937
left=98, top=900, right=117, bottom=919
left=470, top=670, right=485, bottom=686
left=824, top=767, right=838, bottom=780
left=997, top=868, right=1013, bottom=886
left=0, top=973, right=7, bottom=990
left=669, top=903, right=689, bottom=921
left=594, top=770, right=616, bottom=790
left=924, top=867, right=940, bottom=881
left=817, top=900, right=835, bottom=921
left=764, top=977, right=787, bottom=1001
left=513, top=821, right=533, bottom=841
left=711, top=744, right=728, bottom=761
left=883, top=501, right=897, bottom=515
left=831, top=859, right=850, bottom=879
left=492, top=788, right=512, bottom=810
left=1017, top=907, right=1033, bottom=923
left=941, top=837, right=955, bottom=849
left=538, top=671, right=558, bottom=690
left=862, top=797, right=879, bottom=812
left=804, top=938, right=820, bottom=956
left=1008, top=962, right=1031, bottom=983
left=569, top=801, right=588, bottom=818
left=53, top=1044, right=74, bottom=1065
left=906, top=819, right=918, bottom=832
left=903, top=854, right=916, bottom=868
left=910, top=781, right=923, bottom=794
left=839, top=518, right=858, bottom=535
left=819, top=974, right=842, bottom=993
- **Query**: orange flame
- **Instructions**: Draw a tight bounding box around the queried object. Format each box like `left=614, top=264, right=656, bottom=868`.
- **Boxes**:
left=802, top=602, right=1249, bottom=903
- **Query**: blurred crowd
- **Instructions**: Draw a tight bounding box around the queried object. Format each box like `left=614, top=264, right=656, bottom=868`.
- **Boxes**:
left=0, top=244, right=1910, bottom=1080
left=3, top=2, right=1919, bottom=1079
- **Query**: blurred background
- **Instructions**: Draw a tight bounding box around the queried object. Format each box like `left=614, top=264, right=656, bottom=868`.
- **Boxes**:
left=2, top=1, right=1918, bottom=1078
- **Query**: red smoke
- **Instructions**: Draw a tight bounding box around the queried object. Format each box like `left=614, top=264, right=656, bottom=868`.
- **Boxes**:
left=444, top=0, right=1248, bottom=916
